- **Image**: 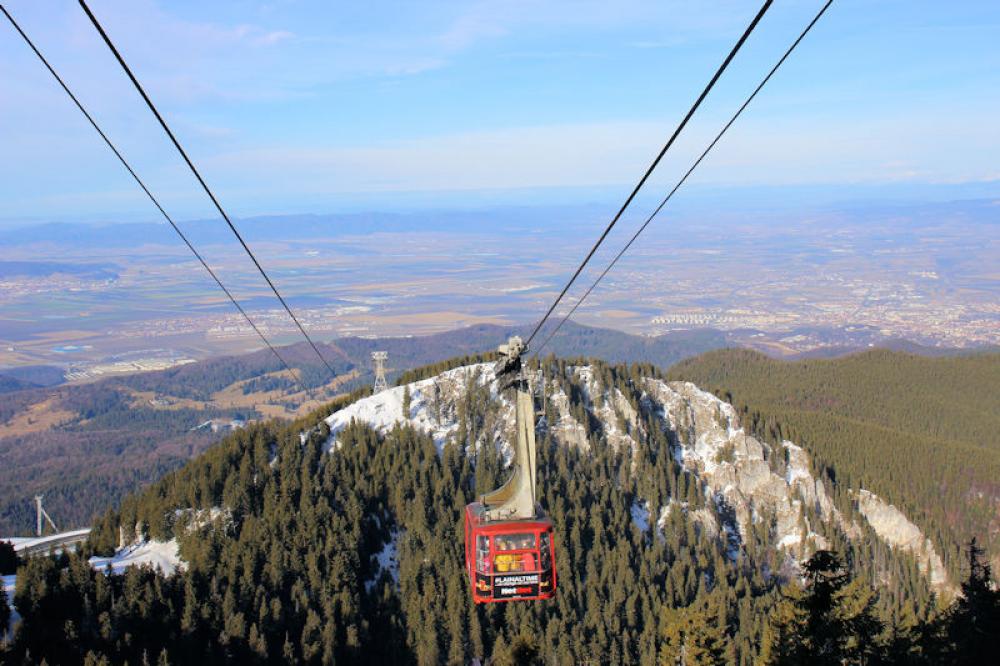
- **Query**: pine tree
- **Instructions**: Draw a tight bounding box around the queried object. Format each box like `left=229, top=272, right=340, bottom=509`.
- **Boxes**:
left=0, top=541, right=17, bottom=576
left=282, top=633, right=297, bottom=664
left=945, top=538, right=1000, bottom=664
left=761, top=551, right=886, bottom=665
left=492, top=627, right=542, bottom=666
left=0, top=583, right=10, bottom=643
left=659, top=594, right=726, bottom=665
left=834, top=577, right=884, bottom=664
left=83, top=651, right=111, bottom=666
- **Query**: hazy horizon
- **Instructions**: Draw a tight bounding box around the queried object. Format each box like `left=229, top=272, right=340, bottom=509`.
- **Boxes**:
left=2, top=179, right=998, bottom=233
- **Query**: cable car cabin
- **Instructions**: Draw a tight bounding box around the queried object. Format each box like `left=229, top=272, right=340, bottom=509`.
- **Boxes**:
left=466, top=336, right=556, bottom=603
left=464, top=502, right=556, bottom=603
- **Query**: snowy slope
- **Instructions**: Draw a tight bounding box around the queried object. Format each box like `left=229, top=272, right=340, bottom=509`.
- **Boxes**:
left=324, top=363, right=504, bottom=453
left=3, top=540, right=183, bottom=638
left=89, top=539, right=184, bottom=575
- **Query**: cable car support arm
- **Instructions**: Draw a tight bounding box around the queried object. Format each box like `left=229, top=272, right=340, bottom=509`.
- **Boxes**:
left=479, top=336, right=538, bottom=522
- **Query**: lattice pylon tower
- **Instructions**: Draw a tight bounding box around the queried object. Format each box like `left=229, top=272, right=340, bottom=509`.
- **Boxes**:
left=371, top=351, right=388, bottom=393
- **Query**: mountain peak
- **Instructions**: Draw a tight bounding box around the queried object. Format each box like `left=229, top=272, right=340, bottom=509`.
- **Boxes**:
left=320, top=359, right=952, bottom=591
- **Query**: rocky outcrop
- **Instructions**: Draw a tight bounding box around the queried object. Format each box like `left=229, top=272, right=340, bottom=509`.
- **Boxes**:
left=545, top=380, right=590, bottom=452
left=322, top=362, right=952, bottom=590
left=855, top=489, right=949, bottom=589
left=641, top=379, right=833, bottom=557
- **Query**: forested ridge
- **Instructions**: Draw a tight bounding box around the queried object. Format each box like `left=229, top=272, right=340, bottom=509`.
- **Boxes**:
left=1, top=355, right=998, bottom=664
left=0, top=321, right=726, bottom=535
left=0, top=381, right=257, bottom=534
left=668, top=348, right=1000, bottom=579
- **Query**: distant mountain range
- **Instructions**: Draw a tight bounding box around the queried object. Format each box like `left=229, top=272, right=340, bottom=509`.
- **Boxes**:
left=0, top=205, right=609, bottom=248
left=3, top=197, right=996, bottom=248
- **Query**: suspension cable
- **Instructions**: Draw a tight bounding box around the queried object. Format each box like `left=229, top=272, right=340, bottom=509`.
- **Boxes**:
left=534, top=0, right=834, bottom=356
left=77, top=0, right=339, bottom=379
left=0, top=4, right=308, bottom=394
left=524, top=0, right=773, bottom=348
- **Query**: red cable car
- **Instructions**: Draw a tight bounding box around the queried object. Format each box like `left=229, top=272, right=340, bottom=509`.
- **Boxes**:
left=465, top=503, right=556, bottom=603
left=464, top=337, right=557, bottom=603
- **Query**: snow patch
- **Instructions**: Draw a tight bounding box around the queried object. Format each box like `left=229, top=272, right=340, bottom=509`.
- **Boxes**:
left=545, top=382, right=589, bottom=451
left=324, top=364, right=497, bottom=453
left=173, top=507, right=230, bottom=533
left=90, top=539, right=185, bottom=576
left=657, top=503, right=677, bottom=529
left=777, top=533, right=802, bottom=549
left=630, top=500, right=650, bottom=532
left=365, top=529, right=401, bottom=593
left=783, top=441, right=812, bottom=485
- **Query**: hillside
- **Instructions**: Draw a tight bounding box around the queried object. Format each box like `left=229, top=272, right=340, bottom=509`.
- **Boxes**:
left=6, top=355, right=975, bottom=664
left=667, top=348, right=1000, bottom=578
left=0, top=322, right=727, bottom=535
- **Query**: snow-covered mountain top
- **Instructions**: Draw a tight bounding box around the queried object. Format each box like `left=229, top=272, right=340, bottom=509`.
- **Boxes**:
left=324, top=363, right=499, bottom=452
left=319, top=361, right=952, bottom=591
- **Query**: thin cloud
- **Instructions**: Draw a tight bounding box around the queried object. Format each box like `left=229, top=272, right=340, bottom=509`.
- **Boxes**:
left=254, top=29, right=294, bottom=46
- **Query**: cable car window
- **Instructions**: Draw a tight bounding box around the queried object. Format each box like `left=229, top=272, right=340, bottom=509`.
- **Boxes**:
left=494, top=533, right=535, bottom=551
left=540, top=532, right=551, bottom=571
left=476, top=535, right=490, bottom=572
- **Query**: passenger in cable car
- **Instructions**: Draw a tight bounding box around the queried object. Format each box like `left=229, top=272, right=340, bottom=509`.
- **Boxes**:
left=513, top=534, right=535, bottom=550
left=495, top=537, right=516, bottom=572
left=493, top=533, right=538, bottom=572
left=476, top=536, right=491, bottom=573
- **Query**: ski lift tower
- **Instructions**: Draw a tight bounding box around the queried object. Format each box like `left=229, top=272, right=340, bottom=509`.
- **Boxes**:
left=34, top=495, right=58, bottom=537
left=371, top=351, right=388, bottom=393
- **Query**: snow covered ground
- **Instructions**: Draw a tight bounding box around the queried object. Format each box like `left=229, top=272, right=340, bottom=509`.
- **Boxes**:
left=324, top=363, right=498, bottom=453
left=364, top=529, right=402, bottom=594
left=630, top=500, right=650, bottom=532
left=89, top=539, right=184, bottom=575
left=2, top=539, right=184, bottom=638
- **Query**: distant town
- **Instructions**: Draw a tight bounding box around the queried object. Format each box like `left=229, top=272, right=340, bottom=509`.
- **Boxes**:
left=2, top=199, right=997, bottom=373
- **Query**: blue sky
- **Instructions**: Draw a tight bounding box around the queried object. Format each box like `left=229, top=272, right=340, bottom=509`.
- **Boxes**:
left=1, top=0, right=998, bottom=225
